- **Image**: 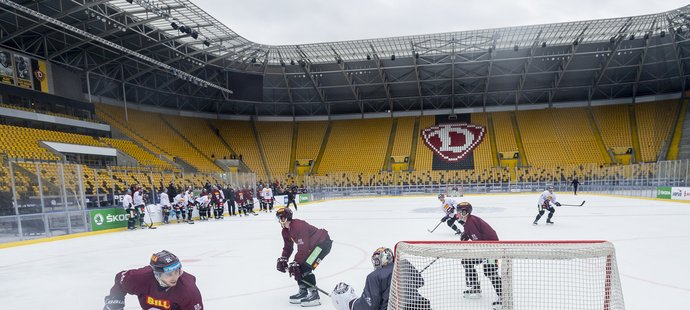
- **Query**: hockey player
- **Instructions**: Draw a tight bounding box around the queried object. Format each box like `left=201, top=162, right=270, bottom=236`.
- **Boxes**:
left=438, top=193, right=463, bottom=234
left=122, top=189, right=135, bottom=230
left=103, top=250, right=203, bottom=310
left=235, top=188, right=246, bottom=216
left=209, top=185, right=224, bottom=219
left=456, top=202, right=503, bottom=309
left=533, top=185, right=561, bottom=225
left=331, top=248, right=430, bottom=310
left=275, top=207, right=332, bottom=307
left=159, top=188, right=171, bottom=224
left=184, top=190, right=195, bottom=224
left=263, top=186, right=274, bottom=212
left=195, top=190, right=210, bottom=221
left=133, top=185, right=146, bottom=229
left=286, top=186, right=298, bottom=211
left=172, top=192, right=185, bottom=223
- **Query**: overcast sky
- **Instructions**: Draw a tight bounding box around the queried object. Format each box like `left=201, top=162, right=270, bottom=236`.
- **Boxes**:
left=190, top=0, right=689, bottom=45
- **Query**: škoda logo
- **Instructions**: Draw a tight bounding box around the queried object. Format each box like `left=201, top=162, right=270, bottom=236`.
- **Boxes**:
left=421, top=123, right=485, bottom=162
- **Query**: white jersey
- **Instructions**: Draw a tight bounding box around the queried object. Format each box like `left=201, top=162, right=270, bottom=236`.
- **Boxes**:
left=184, top=192, right=193, bottom=205
left=196, top=195, right=210, bottom=206
left=174, top=194, right=186, bottom=207
left=159, top=192, right=170, bottom=206
left=122, top=194, right=133, bottom=209
left=441, top=196, right=461, bottom=215
left=537, top=190, right=558, bottom=206
left=262, top=188, right=273, bottom=200
left=133, top=190, right=144, bottom=206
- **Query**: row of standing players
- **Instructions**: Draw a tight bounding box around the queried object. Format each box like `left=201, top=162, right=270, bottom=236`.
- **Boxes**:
left=105, top=188, right=562, bottom=310
left=121, top=184, right=300, bottom=229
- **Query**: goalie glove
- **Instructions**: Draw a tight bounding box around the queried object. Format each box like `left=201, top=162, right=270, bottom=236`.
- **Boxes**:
left=288, top=261, right=302, bottom=280
left=331, top=282, right=358, bottom=310
left=276, top=257, right=288, bottom=273
left=103, top=295, right=124, bottom=310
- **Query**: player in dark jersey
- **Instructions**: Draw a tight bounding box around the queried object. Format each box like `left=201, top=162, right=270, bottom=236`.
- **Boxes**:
left=209, top=186, right=224, bottom=219
left=331, top=247, right=430, bottom=310
left=275, top=207, right=332, bottom=307
left=456, top=202, right=502, bottom=309
left=103, top=250, right=203, bottom=310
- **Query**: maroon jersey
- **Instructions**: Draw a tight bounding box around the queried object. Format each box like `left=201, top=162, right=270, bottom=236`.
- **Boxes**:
left=235, top=191, right=244, bottom=205
left=281, top=219, right=330, bottom=263
left=459, top=214, right=498, bottom=241
left=210, top=189, right=222, bottom=204
left=107, top=266, right=203, bottom=310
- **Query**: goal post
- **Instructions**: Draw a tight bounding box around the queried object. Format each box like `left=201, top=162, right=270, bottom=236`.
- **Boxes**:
left=389, top=240, right=624, bottom=310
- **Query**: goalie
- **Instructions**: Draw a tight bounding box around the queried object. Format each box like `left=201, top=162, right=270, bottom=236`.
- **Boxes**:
left=331, top=247, right=430, bottom=310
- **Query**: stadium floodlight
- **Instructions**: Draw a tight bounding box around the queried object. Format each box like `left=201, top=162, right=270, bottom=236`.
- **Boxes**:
left=541, top=41, right=547, bottom=48
left=660, top=30, right=666, bottom=37
left=391, top=54, right=395, bottom=61
left=366, top=54, right=371, bottom=60
left=290, top=59, right=295, bottom=65
left=191, top=31, right=198, bottom=39
left=126, top=0, right=133, bottom=3
left=514, top=45, right=519, bottom=51
left=203, top=40, right=210, bottom=47
left=171, top=22, right=178, bottom=30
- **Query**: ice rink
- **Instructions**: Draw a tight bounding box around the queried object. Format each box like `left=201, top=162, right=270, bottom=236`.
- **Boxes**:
left=1, top=192, right=689, bottom=309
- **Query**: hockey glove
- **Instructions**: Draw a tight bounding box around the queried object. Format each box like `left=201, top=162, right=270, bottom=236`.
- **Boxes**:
left=288, top=261, right=302, bottom=280
left=103, top=295, right=125, bottom=310
left=441, top=215, right=450, bottom=222
left=277, top=257, right=288, bottom=273
left=555, top=202, right=562, bottom=207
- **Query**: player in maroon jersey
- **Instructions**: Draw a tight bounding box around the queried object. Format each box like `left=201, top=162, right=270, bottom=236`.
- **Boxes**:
left=275, top=207, right=332, bottom=307
left=455, top=202, right=502, bottom=309
left=103, top=250, right=203, bottom=310
left=209, top=185, right=224, bottom=219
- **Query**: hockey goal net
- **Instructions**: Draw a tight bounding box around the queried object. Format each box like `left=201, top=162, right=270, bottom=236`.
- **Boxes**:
left=388, top=240, right=624, bottom=310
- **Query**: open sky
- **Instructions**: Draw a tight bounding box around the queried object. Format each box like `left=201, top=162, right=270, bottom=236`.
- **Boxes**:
left=189, top=0, right=690, bottom=44
left=0, top=193, right=689, bottom=309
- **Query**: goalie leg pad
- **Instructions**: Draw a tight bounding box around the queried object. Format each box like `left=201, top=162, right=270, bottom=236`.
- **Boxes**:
left=331, top=282, right=357, bottom=310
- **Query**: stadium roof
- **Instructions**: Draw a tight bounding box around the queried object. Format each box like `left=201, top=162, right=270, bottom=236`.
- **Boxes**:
left=0, top=0, right=688, bottom=116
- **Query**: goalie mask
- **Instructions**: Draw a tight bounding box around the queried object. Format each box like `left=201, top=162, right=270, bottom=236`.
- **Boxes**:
left=371, top=247, right=394, bottom=269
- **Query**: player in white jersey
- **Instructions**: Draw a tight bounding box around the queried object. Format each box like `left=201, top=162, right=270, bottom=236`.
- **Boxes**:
left=263, top=187, right=274, bottom=212
left=196, top=191, right=211, bottom=221
left=122, top=189, right=135, bottom=230
left=183, top=190, right=195, bottom=224
left=159, top=188, right=171, bottom=224
left=172, top=193, right=186, bottom=223
left=132, top=186, right=146, bottom=229
left=533, top=185, right=561, bottom=225
left=438, top=193, right=463, bottom=234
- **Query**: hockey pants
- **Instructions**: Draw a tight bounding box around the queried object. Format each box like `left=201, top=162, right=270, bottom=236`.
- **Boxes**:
left=297, top=238, right=333, bottom=287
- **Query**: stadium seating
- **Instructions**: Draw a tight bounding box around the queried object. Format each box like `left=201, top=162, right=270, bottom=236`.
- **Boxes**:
left=470, top=113, right=494, bottom=170
left=635, top=101, right=679, bottom=162
left=255, top=121, right=293, bottom=179
left=295, top=121, right=328, bottom=169
left=317, top=118, right=392, bottom=174
left=391, top=117, right=415, bottom=159
left=210, top=119, right=267, bottom=180
left=413, top=116, right=436, bottom=171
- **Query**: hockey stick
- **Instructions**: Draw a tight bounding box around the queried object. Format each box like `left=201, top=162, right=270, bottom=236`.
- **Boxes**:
left=427, top=220, right=443, bottom=233
left=419, top=257, right=440, bottom=273
left=144, top=204, right=158, bottom=229
left=300, top=279, right=331, bottom=297
left=560, top=200, right=585, bottom=207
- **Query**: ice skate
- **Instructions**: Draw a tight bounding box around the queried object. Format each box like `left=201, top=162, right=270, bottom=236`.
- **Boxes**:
left=532, top=220, right=538, bottom=225
left=462, top=288, right=481, bottom=299
left=289, top=286, right=307, bottom=304
left=546, top=220, right=554, bottom=224
left=300, top=289, right=321, bottom=307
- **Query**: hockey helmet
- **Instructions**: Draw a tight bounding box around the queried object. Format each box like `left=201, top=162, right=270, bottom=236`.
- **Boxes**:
left=150, top=250, right=182, bottom=275
left=371, top=247, right=394, bottom=269
left=546, top=185, right=554, bottom=191
left=275, top=207, right=293, bottom=222
left=457, top=202, right=473, bottom=215
left=437, top=193, right=445, bottom=200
